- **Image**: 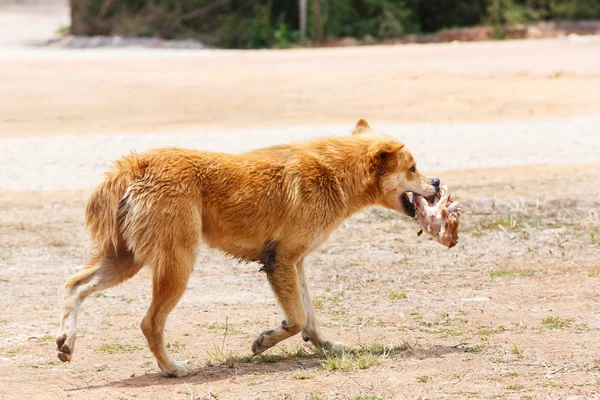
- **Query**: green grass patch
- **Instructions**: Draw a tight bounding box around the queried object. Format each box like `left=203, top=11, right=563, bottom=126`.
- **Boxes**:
left=51, top=239, right=67, bottom=247
left=464, top=344, right=484, bottom=353
left=319, top=343, right=408, bottom=372
left=511, top=344, right=524, bottom=357
left=475, top=216, right=525, bottom=233
left=312, top=296, right=325, bottom=308
left=588, top=267, right=600, bottom=277
left=166, top=341, right=186, bottom=353
left=478, top=326, right=506, bottom=336
left=541, top=316, right=574, bottom=329
left=205, top=345, right=253, bottom=366
left=292, top=372, right=314, bottom=380
left=55, top=25, right=69, bottom=35
left=320, top=352, right=356, bottom=371
left=96, top=343, right=142, bottom=354
left=35, top=334, right=55, bottom=343
left=320, top=351, right=383, bottom=371
left=489, top=269, right=532, bottom=278
left=5, top=347, right=21, bottom=357
left=206, top=344, right=312, bottom=367
left=388, top=290, right=407, bottom=300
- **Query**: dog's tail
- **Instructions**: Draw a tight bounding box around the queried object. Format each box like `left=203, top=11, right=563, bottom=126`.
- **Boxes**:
left=85, top=155, right=144, bottom=255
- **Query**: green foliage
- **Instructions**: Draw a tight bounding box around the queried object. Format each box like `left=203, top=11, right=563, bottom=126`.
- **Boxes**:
left=548, top=0, right=600, bottom=19
left=324, top=0, right=420, bottom=39
left=411, top=0, right=488, bottom=32
left=72, top=0, right=600, bottom=48
left=273, top=22, right=302, bottom=48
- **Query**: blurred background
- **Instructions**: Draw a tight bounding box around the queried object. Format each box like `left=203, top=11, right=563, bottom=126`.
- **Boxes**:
left=42, top=0, right=600, bottom=48
left=1, top=0, right=600, bottom=186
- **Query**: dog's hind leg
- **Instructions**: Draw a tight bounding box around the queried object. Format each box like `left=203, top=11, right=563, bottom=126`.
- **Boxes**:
left=56, top=245, right=142, bottom=362
left=140, top=246, right=196, bottom=378
left=252, top=262, right=307, bottom=355
left=297, top=259, right=344, bottom=352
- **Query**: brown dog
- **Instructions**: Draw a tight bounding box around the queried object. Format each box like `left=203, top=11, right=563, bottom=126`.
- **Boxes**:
left=56, top=119, right=440, bottom=377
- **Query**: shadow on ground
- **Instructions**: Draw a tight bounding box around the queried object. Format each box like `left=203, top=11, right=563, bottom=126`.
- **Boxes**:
left=66, top=343, right=469, bottom=391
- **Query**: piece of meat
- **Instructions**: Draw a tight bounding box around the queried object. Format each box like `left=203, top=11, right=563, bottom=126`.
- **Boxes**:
left=413, top=185, right=461, bottom=248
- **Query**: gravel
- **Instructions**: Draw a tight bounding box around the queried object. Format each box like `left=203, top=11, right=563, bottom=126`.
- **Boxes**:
left=43, top=35, right=207, bottom=49
left=2, top=116, right=599, bottom=191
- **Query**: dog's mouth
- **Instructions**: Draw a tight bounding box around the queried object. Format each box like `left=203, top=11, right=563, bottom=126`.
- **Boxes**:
left=401, top=191, right=440, bottom=218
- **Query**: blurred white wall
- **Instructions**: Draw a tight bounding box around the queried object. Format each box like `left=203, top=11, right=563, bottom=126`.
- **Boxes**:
left=0, top=0, right=68, bottom=48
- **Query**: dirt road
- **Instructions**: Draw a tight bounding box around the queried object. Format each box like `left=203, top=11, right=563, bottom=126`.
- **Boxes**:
left=1, top=116, right=598, bottom=191
left=1, top=36, right=600, bottom=137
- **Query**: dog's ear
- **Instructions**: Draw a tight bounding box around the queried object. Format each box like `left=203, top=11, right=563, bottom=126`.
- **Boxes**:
left=368, top=140, right=404, bottom=172
left=352, top=118, right=372, bottom=135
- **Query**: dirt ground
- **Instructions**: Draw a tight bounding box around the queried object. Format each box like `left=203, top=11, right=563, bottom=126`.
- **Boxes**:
left=2, top=37, right=600, bottom=137
left=1, top=163, right=599, bottom=399
left=1, top=23, right=600, bottom=399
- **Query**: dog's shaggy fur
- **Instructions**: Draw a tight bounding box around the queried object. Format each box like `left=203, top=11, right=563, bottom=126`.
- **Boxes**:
left=56, top=119, right=439, bottom=377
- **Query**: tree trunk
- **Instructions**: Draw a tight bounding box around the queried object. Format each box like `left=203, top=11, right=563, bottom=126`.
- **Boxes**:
left=70, top=0, right=89, bottom=35
left=299, top=0, right=307, bottom=39
left=312, top=0, right=324, bottom=42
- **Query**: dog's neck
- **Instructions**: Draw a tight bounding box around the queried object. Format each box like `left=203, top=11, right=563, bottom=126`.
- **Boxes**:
left=305, top=138, right=383, bottom=218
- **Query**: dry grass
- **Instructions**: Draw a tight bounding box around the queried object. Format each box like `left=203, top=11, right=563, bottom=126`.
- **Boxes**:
left=96, top=344, right=143, bottom=354
left=541, top=316, right=575, bottom=330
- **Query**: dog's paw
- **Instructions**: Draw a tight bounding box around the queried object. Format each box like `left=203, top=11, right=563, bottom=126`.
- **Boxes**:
left=322, top=340, right=345, bottom=353
left=251, top=340, right=264, bottom=355
left=160, top=360, right=190, bottom=378
left=251, top=334, right=268, bottom=355
left=251, top=329, right=276, bottom=355
left=302, top=329, right=344, bottom=353
left=56, top=333, right=73, bottom=362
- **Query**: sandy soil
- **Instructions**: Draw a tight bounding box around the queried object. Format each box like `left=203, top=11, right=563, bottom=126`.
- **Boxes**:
left=1, top=36, right=600, bottom=137
left=1, top=163, right=599, bottom=400
left=2, top=116, right=599, bottom=191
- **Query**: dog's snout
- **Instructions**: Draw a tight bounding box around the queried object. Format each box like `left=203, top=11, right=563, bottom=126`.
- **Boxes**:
left=430, top=177, right=440, bottom=187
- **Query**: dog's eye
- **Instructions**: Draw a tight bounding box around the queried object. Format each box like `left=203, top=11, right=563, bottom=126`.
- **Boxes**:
left=409, top=166, right=416, bottom=173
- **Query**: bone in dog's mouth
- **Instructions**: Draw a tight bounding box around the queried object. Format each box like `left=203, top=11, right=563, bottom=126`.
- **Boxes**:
left=401, top=192, right=439, bottom=218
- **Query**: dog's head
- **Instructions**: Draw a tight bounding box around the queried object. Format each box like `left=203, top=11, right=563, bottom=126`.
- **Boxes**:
left=353, top=119, right=440, bottom=218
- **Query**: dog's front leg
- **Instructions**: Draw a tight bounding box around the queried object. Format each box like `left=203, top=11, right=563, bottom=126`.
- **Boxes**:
left=252, top=262, right=307, bottom=355
left=297, top=259, right=344, bottom=352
